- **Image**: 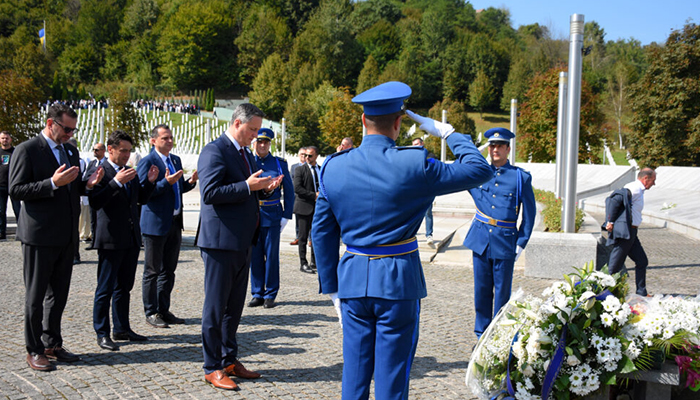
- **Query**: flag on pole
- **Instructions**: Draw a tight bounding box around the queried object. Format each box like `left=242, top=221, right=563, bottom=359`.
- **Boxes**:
left=39, top=23, right=46, bottom=51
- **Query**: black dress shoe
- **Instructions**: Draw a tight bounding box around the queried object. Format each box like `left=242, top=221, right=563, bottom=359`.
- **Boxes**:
left=45, top=346, right=80, bottom=362
left=248, top=297, right=264, bottom=307
left=73, top=257, right=81, bottom=265
left=97, top=336, right=119, bottom=351
left=161, top=311, right=185, bottom=325
left=300, top=264, right=316, bottom=274
left=26, top=354, right=56, bottom=371
left=263, top=298, right=276, bottom=309
left=309, top=264, right=317, bottom=271
left=146, top=313, right=170, bottom=328
left=113, top=331, right=148, bottom=341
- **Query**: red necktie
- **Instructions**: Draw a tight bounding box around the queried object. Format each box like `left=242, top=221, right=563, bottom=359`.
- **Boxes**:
left=240, top=148, right=251, bottom=174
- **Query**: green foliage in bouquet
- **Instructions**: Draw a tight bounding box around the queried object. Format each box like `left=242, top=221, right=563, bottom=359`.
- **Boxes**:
left=468, top=262, right=638, bottom=400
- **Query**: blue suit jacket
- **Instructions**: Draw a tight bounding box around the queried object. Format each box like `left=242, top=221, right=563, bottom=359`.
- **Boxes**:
left=137, top=150, right=195, bottom=236
left=463, top=161, right=536, bottom=260
left=604, top=188, right=632, bottom=245
left=254, top=153, right=294, bottom=227
left=196, top=135, right=264, bottom=251
left=312, top=133, right=491, bottom=300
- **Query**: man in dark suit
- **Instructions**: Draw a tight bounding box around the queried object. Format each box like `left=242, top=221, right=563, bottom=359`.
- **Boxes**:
left=137, top=124, right=197, bottom=329
left=197, top=103, right=282, bottom=390
left=293, top=146, right=320, bottom=274
left=89, top=131, right=159, bottom=352
left=9, top=104, right=103, bottom=371
left=288, top=147, right=306, bottom=246
left=83, top=143, right=106, bottom=248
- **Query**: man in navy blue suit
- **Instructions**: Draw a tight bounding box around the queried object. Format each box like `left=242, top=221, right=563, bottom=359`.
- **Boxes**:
left=312, top=82, right=491, bottom=399
left=137, top=124, right=197, bottom=329
left=196, top=104, right=282, bottom=390
left=88, top=131, right=158, bottom=352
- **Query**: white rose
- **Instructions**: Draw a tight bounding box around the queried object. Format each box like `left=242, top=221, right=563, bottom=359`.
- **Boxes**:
left=567, top=354, right=581, bottom=366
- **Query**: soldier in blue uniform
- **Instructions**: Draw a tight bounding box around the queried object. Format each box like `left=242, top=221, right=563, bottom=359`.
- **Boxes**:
left=463, top=128, right=536, bottom=338
left=312, top=81, right=491, bottom=400
left=248, top=128, right=294, bottom=309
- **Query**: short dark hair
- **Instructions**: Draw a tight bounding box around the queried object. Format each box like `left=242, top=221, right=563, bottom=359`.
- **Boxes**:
left=230, top=103, right=265, bottom=126
left=306, top=146, right=319, bottom=155
left=47, top=104, right=78, bottom=122
left=365, top=111, right=402, bottom=132
left=108, top=130, right=133, bottom=147
left=150, top=124, right=170, bottom=139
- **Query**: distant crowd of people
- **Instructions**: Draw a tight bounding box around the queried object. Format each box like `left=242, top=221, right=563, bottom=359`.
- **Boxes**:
left=134, top=100, right=200, bottom=115
left=2, top=83, right=657, bottom=399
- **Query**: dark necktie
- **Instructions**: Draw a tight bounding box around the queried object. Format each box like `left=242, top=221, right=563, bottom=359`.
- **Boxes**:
left=58, top=145, right=71, bottom=191
left=311, top=165, right=319, bottom=192
left=165, top=157, right=181, bottom=212
left=240, top=148, right=251, bottom=175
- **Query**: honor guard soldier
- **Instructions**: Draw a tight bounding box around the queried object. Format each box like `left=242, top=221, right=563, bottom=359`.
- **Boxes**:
left=463, top=127, right=536, bottom=339
left=248, top=128, right=294, bottom=309
left=312, top=81, right=491, bottom=400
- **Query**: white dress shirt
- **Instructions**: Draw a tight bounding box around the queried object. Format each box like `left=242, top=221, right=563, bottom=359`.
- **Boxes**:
left=624, top=179, right=646, bottom=226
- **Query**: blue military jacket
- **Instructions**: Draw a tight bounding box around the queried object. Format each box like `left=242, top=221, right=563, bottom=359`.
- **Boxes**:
left=463, top=161, right=536, bottom=260
left=312, top=133, right=491, bottom=300
left=254, top=152, right=294, bottom=227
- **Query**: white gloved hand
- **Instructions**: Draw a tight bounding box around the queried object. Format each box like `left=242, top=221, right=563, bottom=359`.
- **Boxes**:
left=329, top=292, right=343, bottom=328
left=515, top=245, right=524, bottom=262
left=280, top=218, right=289, bottom=234
left=405, top=110, right=455, bottom=139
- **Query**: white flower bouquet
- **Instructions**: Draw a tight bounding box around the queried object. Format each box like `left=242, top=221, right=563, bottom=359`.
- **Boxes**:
left=467, top=262, right=638, bottom=399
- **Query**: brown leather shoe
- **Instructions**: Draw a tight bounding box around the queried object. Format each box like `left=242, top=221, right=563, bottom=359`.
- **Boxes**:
left=204, top=370, right=239, bottom=390
left=224, top=360, right=261, bottom=379
left=45, top=346, right=80, bottom=362
left=26, top=354, right=56, bottom=371
left=289, top=239, right=299, bottom=245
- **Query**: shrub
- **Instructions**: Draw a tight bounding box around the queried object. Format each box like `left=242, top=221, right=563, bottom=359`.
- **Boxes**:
left=535, top=188, right=584, bottom=232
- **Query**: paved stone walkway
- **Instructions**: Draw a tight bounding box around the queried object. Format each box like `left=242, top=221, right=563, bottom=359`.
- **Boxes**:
left=0, top=217, right=698, bottom=399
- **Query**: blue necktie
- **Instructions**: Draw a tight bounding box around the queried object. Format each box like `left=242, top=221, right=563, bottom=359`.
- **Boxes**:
left=165, top=157, right=181, bottom=212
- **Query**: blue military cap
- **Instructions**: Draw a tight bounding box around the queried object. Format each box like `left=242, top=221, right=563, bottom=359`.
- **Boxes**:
left=484, top=127, right=514, bottom=144
left=352, top=81, right=412, bottom=116
left=257, top=128, right=275, bottom=141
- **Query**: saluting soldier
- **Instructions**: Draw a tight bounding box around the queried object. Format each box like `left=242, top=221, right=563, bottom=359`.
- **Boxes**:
left=463, top=128, right=536, bottom=339
left=248, top=128, right=294, bottom=309
left=312, top=81, right=492, bottom=400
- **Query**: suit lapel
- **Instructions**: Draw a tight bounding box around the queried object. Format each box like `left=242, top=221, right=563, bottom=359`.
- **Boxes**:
left=38, top=134, right=60, bottom=169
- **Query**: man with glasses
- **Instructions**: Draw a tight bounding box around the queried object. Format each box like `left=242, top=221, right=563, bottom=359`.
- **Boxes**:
left=289, top=148, right=306, bottom=246
left=293, top=146, right=320, bottom=274
left=10, top=104, right=104, bottom=371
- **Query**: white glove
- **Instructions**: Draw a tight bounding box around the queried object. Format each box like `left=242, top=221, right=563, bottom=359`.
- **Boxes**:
left=280, top=218, right=289, bottom=234
left=405, top=110, right=455, bottom=139
left=515, top=245, right=524, bottom=262
left=329, top=293, right=343, bottom=328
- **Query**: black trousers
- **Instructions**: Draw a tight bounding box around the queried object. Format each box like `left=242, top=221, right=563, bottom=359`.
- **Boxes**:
left=608, top=227, right=648, bottom=296
left=94, top=247, right=140, bottom=337
left=142, top=217, right=182, bottom=316
left=296, top=213, right=315, bottom=266
left=0, top=186, right=21, bottom=237
left=23, top=242, right=74, bottom=355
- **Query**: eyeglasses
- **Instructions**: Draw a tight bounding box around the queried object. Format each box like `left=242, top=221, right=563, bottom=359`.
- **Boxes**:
left=93, top=148, right=102, bottom=152
left=53, top=119, right=78, bottom=134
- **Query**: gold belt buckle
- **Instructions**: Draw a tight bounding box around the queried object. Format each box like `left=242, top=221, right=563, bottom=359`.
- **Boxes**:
left=488, top=217, right=497, bottom=226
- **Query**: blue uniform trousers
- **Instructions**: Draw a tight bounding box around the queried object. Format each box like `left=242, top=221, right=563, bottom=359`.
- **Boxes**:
left=201, top=248, right=249, bottom=374
left=93, top=247, right=139, bottom=337
left=608, top=227, right=648, bottom=296
left=342, top=298, right=420, bottom=400
left=473, top=250, right=514, bottom=338
left=250, top=226, right=281, bottom=299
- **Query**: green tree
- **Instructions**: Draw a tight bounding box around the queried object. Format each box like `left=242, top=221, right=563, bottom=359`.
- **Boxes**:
left=519, top=66, right=604, bottom=163
left=157, top=0, right=237, bottom=89
left=629, top=23, right=700, bottom=166
left=469, top=69, right=496, bottom=118
left=121, top=0, right=159, bottom=39
left=356, top=55, right=381, bottom=94
left=107, top=89, right=147, bottom=146
left=283, top=96, right=321, bottom=153
left=356, top=19, right=400, bottom=70
left=0, top=69, right=43, bottom=143
left=319, top=87, right=363, bottom=152
left=12, top=42, right=51, bottom=93
left=249, top=53, right=291, bottom=121
left=234, top=3, right=291, bottom=87
left=58, top=41, right=101, bottom=85
left=421, top=99, right=477, bottom=159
